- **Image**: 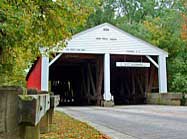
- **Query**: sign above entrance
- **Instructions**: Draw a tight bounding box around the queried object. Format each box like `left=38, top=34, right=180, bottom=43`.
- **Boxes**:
left=116, top=62, right=150, bottom=68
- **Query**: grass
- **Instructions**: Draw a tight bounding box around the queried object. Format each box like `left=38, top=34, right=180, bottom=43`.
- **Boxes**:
left=40, top=112, right=111, bottom=139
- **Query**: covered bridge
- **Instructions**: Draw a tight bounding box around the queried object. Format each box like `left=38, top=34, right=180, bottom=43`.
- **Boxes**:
left=27, top=23, right=168, bottom=106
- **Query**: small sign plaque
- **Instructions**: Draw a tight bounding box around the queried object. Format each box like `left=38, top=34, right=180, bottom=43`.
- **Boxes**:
left=116, top=62, right=150, bottom=67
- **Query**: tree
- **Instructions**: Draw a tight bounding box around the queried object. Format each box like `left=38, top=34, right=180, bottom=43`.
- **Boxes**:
left=0, top=0, right=99, bottom=86
left=74, top=0, right=116, bottom=33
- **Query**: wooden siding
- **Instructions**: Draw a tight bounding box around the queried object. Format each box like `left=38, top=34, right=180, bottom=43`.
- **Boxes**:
left=27, top=58, right=42, bottom=90
left=55, top=23, right=168, bottom=56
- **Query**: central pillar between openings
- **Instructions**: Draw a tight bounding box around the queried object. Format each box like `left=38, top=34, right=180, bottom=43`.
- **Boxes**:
left=103, top=53, right=114, bottom=106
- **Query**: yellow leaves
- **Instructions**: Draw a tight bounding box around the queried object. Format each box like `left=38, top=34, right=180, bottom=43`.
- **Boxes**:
left=0, top=0, right=100, bottom=86
left=40, top=112, right=111, bottom=139
left=143, top=18, right=167, bottom=46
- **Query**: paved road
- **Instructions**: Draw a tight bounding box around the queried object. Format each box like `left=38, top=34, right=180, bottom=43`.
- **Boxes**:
left=57, top=105, right=187, bottom=139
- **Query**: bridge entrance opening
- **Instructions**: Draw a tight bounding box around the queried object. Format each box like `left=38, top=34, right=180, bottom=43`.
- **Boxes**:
left=49, top=54, right=158, bottom=106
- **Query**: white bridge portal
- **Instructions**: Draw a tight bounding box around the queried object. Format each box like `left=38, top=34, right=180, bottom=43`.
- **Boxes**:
left=40, top=23, right=168, bottom=104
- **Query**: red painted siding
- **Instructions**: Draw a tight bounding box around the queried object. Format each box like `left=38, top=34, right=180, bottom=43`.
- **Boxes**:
left=27, top=58, right=42, bottom=90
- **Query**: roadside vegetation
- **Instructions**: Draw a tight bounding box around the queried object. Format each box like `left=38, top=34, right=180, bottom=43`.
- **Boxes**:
left=41, top=112, right=110, bottom=139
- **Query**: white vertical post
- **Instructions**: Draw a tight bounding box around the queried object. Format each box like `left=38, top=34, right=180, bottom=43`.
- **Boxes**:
left=40, top=49, right=49, bottom=91
left=104, top=53, right=112, bottom=101
left=158, top=55, right=167, bottom=93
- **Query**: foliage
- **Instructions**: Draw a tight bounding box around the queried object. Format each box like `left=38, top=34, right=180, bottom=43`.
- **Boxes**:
left=40, top=112, right=110, bottom=139
left=169, top=50, right=187, bottom=93
left=73, top=0, right=116, bottom=33
left=0, top=0, right=99, bottom=86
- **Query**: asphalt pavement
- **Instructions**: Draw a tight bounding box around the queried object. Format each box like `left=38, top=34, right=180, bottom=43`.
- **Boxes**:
left=57, top=105, right=187, bottom=139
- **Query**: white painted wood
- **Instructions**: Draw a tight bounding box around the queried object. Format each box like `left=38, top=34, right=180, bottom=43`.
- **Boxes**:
left=49, top=53, right=62, bottom=67
left=146, top=55, right=159, bottom=68
left=116, top=62, right=150, bottom=67
left=104, top=53, right=112, bottom=101
left=40, top=23, right=169, bottom=95
left=53, top=23, right=168, bottom=56
left=158, top=55, right=167, bottom=93
left=41, top=55, right=49, bottom=91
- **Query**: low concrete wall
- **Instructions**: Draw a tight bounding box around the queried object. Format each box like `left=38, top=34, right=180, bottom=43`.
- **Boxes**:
left=102, top=100, right=114, bottom=107
left=185, top=94, right=187, bottom=106
left=0, top=86, right=24, bottom=139
left=0, top=87, right=60, bottom=139
left=147, top=93, right=182, bottom=106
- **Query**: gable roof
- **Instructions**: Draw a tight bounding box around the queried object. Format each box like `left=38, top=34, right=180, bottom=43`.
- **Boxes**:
left=54, top=23, right=168, bottom=56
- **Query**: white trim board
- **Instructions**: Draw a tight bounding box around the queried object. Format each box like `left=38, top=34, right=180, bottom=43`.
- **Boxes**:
left=116, top=62, right=150, bottom=68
